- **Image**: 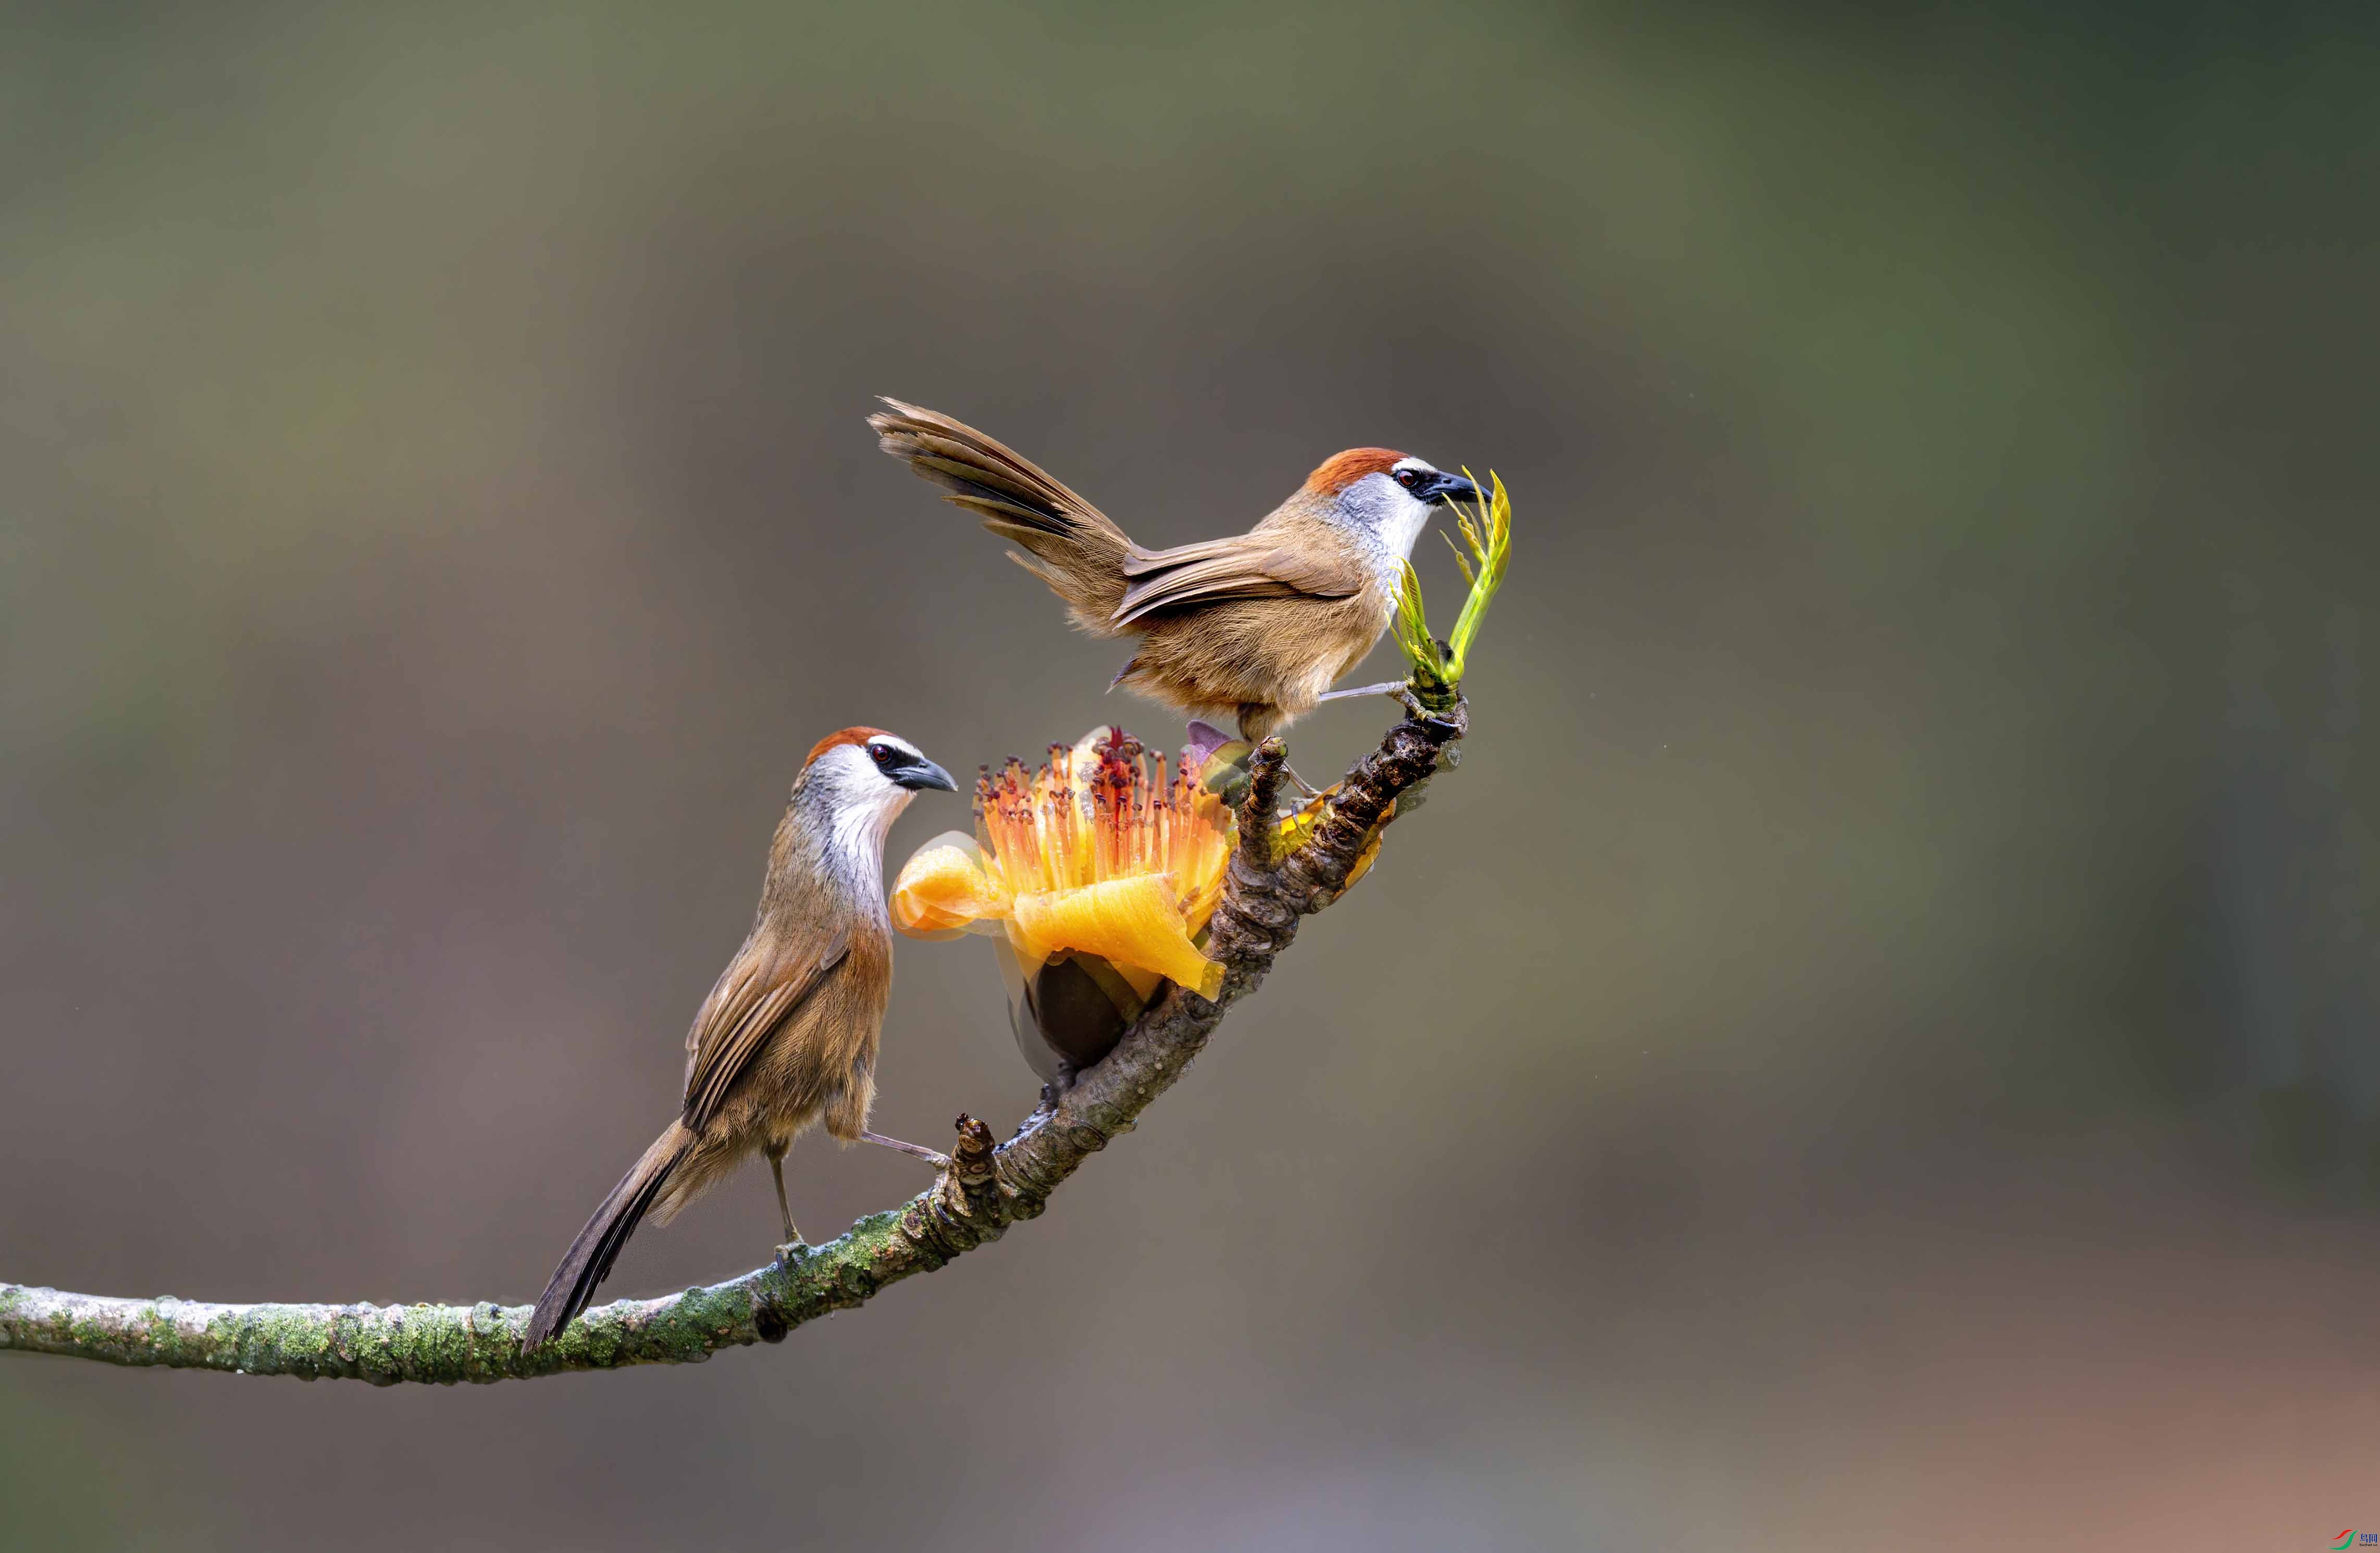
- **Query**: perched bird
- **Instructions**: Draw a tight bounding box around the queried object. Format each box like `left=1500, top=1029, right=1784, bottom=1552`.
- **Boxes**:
left=869, top=400, right=1479, bottom=742
left=521, top=728, right=957, bottom=1351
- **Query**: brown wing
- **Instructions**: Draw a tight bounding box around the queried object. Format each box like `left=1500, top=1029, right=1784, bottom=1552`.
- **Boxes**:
left=679, top=922, right=851, bottom=1131
left=1113, top=536, right=1371, bottom=626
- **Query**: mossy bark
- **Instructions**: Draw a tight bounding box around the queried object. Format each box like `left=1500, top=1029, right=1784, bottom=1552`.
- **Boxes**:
left=1, top=701, right=1465, bottom=1385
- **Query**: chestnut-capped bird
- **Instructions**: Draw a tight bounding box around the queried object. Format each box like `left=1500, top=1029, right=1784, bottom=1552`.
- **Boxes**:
left=869, top=400, right=1479, bottom=742
left=521, top=728, right=957, bottom=1352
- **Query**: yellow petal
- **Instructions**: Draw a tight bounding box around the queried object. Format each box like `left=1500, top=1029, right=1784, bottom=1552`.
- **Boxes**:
left=1182, top=869, right=1227, bottom=936
left=891, top=842, right=1007, bottom=940
left=1010, top=875, right=1224, bottom=999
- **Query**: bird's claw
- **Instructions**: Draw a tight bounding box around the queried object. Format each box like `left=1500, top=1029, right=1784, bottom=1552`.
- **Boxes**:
left=1393, top=681, right=1463, bottom=736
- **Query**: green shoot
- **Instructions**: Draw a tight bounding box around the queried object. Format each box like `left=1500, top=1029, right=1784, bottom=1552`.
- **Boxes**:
left=1392, top=470, right=1511, bottom=710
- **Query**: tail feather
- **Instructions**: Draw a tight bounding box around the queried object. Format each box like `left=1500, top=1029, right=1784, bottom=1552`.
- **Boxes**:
left=869, top=399, right=1132, bottom=625
left=520, top=1124, right=690, bottom=1353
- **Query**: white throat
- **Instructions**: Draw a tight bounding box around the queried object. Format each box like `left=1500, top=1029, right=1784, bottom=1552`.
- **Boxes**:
left=1375, top=499, right=1430, bottom=566
left=827, top=790, right=910, bottom=889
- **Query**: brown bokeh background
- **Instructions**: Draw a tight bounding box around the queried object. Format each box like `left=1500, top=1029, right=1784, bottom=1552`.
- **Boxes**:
left=4, top=4, right=2375, bottom=1548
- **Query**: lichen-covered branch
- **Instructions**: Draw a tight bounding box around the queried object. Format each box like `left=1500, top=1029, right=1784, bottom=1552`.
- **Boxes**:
left=0, top=699, right=1466, bottom=1385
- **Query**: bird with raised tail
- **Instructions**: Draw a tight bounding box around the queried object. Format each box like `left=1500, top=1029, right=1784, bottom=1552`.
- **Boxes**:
left=522, top=728, right=958, bottom=1352
left=869, top=400, right=1479, bottom=743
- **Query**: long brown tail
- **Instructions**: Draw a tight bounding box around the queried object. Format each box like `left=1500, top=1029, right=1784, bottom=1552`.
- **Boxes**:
left=520, top=1122, right=690, bottom=1352
left=867, top=398, right=1134, bottom=629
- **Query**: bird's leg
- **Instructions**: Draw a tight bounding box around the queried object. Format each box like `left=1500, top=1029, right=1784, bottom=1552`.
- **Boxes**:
left=1282, top=766, right=1320, bottom=800
left=1316, top=680, right=1409, bottom=704
left=858, top=1130, right=953, bottom=1171
left=765, top=1144, right=802, bottom=1246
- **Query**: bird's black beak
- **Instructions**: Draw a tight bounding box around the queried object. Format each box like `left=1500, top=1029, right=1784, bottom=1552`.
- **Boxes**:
left=1414, top=470, right=1481, bottom=507
left=895, top=755, right=958, bottom=792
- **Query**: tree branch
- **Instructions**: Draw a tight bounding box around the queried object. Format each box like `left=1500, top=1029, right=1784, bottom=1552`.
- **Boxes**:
left=0, top=699, right=1466, bottom=1384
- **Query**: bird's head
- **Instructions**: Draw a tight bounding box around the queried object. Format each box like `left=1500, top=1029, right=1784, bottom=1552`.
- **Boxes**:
left=795, top=727, right=958, bottom=865
left=1303, top=449, right=1480, bottom=561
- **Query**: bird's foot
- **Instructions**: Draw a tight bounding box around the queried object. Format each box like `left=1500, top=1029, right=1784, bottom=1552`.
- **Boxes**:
left=1389, top=682, right=1464, bottom=736
left=773, top=1238, right=811, bottom=1268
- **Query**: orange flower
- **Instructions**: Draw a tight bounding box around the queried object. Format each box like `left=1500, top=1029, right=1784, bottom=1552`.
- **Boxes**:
left=892, top=728, right=1232, bottom=1002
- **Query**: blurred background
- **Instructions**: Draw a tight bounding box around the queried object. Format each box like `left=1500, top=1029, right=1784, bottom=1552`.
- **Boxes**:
left=2, top=3, right=2374, bottom=1548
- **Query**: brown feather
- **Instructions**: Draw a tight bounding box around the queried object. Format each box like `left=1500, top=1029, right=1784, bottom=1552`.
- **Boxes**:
left=1112, top=529, right=1371, bottom=625
left=803, top=726, right=890, bottom=766
left=1119, top=533, right=1251, bottom=577
left=1303, top=447, right=1407, bottom=495
left=679, top=924, right=851, bottom=1132
left=1250, top=543, right=1372, bottom=599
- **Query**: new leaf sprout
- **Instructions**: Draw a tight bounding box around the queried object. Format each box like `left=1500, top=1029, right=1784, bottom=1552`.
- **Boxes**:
left=1392, top=469, right=1511, bottom=709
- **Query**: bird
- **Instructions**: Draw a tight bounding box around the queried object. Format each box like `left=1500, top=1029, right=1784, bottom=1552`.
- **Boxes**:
left=868, top=400, right=1480, bottom=744
left=520, top=727, right=958, bottom=1352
